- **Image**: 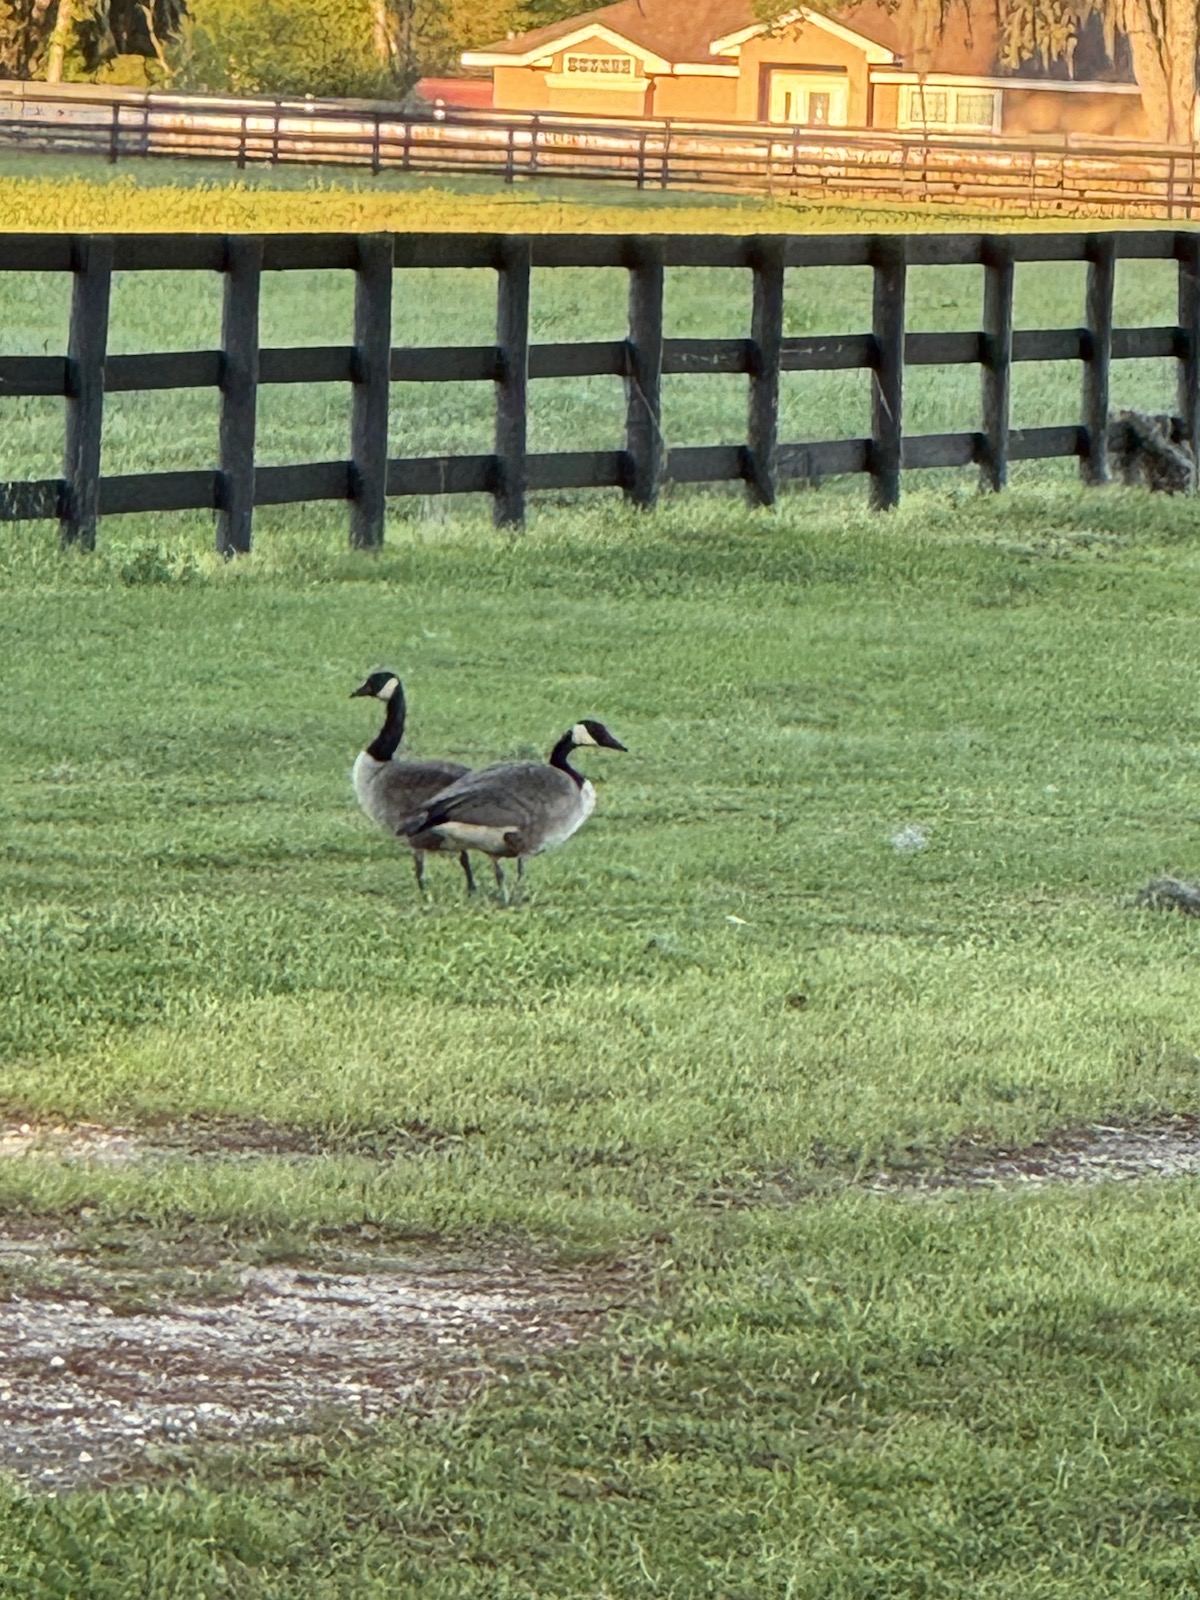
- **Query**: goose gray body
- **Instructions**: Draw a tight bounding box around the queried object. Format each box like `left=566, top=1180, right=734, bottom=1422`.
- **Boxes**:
left=350, top=670, right=475, bottom=894
left=398, top=719, right=626, bottom=896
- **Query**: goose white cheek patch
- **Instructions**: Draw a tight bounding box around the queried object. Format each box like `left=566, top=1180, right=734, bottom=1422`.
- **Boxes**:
left=571, top=722, right=598, bottom=747
left=379, top=677, right=400, bottom=701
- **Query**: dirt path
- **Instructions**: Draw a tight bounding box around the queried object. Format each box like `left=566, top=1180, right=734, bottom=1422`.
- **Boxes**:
left=0, top=1230, right=611, bottom=1489
left=3, top=1110, right=1199, bottom=1489
left=866, top=1116, right=1200, bottom=1193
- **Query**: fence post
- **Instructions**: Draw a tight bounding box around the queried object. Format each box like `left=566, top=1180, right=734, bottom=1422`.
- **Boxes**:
left=216, top=235, right=262, bottom=557
left=350, top=233, right=393, bottom=549
left=746, top=235, right=785, bottom=507
left=61, top=234, right=113, bottom=551
left=624, top=236, right=665, bottom=509
left=1177, top=231, right=1200, bottom=490
left=979, top=236, right=1014, bottom=493
left=1081, top=233, right=1115, bottom=486
left=107, top=102, right=120, bottom=164
left=494, top=235, right=531, bottom=528
left=869, top=234, right=906, bottom=511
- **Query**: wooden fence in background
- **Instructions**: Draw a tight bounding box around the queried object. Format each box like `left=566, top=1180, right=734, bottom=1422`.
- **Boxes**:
left=0, top=228, right=1195, bottom=551
left=2, top=83, right=1200, bottom=217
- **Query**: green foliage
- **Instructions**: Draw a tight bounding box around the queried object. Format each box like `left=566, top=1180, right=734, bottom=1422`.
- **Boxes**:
left=998, top=0, right=1088, bottom=69
left=515, top=0, right=608, bottom=29
left=169, top=0, right=393, bottom=98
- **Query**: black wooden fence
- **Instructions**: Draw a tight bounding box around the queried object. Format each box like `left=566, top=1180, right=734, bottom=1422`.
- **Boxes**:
left=2, top=227, right=1196, bottom=551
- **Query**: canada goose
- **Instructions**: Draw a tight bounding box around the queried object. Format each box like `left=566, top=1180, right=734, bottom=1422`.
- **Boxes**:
left=350, top=670, right=476, bottom=894
left=396, top=719, right=626, bottom=898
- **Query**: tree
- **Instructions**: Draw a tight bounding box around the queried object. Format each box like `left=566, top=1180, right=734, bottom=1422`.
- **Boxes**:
left=170, top=0, right=390, bottom=96
left=999, top=0, right=1196, bottom=140
left=1098, top=0, right=1198, bottom=140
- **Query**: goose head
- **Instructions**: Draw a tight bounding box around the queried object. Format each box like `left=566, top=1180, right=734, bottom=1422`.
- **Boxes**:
left=351, top=670, right=402, bottom=702
left=568, top=719, right=627, bottom=752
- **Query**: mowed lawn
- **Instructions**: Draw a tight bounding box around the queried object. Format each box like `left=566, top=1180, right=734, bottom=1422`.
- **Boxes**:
left=3, top=475, right=1200, bottom=1594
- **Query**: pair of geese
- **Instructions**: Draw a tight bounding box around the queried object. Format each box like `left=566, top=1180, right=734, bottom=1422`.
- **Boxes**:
left=350, top=669, right=626, bottom=898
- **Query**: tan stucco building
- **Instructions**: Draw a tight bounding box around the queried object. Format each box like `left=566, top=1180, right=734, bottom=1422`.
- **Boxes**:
left=462, top=0, right=1148, bottom=140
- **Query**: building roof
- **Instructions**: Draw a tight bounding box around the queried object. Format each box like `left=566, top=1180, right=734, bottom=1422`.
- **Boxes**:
left=464, top=0, right=1117, bottom=81
left=464, top=0, right=763, bottom=70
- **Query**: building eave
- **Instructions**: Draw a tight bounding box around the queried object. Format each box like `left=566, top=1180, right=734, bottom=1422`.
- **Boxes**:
left=710, top=8, right=896, bottom=65
left=463, top=21, right=672, bottom=73
left=871, top=67, right=1141, bottom=93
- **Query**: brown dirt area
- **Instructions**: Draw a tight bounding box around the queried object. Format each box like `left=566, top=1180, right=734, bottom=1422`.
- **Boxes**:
left=865, top=1115, right=1200, bottom=1193
left=0, top=1224, right=619, bottom=1491
left=4, top=1110, right=1200, bottom=1491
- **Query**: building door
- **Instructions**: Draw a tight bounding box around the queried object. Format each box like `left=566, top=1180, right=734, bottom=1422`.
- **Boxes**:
left=767, top=72, right=848, bottom=127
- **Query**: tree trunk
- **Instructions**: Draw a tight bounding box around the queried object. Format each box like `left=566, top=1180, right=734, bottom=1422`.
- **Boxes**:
left=369, top=0, right=401, bottom=65
left=1114, top=0, right=1199, bottom=142
left=44, top=0, right=73, bottom=81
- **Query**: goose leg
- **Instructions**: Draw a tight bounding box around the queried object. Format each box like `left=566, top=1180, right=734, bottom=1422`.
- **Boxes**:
left=459, top=851, right=476, bottom=896
left=492, top=858, right=508, bottom=905
left=412, top=850, right=428, bottom=895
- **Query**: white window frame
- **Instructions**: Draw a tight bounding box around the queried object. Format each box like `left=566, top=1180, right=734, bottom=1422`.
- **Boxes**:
left=898, top=83, right=1000, bottom=133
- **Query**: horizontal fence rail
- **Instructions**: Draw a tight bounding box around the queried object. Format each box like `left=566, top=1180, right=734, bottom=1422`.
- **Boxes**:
left=1, top=81, right=1200, bottom=217
left=0, top=227, right=1194, bottom=548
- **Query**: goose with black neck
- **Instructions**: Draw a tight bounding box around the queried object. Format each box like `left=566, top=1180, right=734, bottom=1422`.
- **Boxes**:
left=396, top=718, right=627, bottom=901
left=350, top=670, right=476, bottom=895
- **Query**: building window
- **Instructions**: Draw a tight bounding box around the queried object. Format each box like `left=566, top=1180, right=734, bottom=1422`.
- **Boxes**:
left=564, top=53, right=635, bottom=77
left=906, top=87, right=949, bottom=124
left=954, top=90, right=1000, bottom=129
left=901, top=85, right=999, bottom=131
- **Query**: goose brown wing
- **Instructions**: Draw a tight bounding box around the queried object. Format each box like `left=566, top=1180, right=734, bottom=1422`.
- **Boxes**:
left=378, top=759, right=469, bottom=813
left=417, top=763, right=575, bottom=832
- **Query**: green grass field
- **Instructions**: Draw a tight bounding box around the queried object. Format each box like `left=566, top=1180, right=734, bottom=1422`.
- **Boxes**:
left=0, top=148, right=1160, bottom=235
left=3, top=482, right=1200, bottom=1595
left=3, top=216, right=1200, bottom=1594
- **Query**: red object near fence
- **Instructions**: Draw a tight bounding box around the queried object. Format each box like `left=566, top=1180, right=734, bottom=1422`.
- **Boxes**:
left=414, top=78, right=493, bottom=112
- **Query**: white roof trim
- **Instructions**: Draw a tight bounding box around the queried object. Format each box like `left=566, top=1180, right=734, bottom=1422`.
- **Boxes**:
left=710, top=8, right=895, bottom=65
left=871, top=68, right=1141, bottom=93
left=672, top=62, right=741, bottom=76
left=464, top=22, right=672, bottom=73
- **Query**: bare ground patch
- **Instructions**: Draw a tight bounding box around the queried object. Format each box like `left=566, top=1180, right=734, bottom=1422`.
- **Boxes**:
left=698, top=1117, right=1200, bottom=1209
left=0, top=1227, right=623, bottom=1492
left=865, top=1116, right=1200, bottom=1194
left=0, top=1114, right=478, bottom=1165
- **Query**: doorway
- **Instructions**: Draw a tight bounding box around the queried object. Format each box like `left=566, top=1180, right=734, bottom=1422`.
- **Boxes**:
left=766, top=70, right=849, bottom=127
